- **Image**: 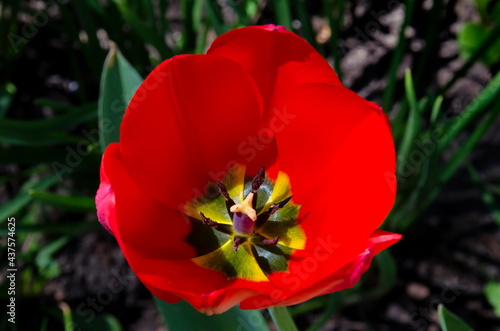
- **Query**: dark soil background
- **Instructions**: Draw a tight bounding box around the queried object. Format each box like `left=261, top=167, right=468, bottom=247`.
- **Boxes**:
left=2, top=0, right=500, bottom=330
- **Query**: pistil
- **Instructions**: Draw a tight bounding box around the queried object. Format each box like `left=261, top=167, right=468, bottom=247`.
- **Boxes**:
left=230, top=192, right=258, bottom=236
left=200, top=212, right=218, bottom=228
left=230, top=192, right=257, bottom=221
left=196, top=167, right=294, bottom=251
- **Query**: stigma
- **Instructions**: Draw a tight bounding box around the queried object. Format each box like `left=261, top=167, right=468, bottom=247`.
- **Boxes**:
left=230, top=192, right=257, bottom=221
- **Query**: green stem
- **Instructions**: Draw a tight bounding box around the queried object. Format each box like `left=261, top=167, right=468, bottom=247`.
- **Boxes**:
left=271, top=0, right=293, bottom=30
left=268, top=306, right=299, bottom=331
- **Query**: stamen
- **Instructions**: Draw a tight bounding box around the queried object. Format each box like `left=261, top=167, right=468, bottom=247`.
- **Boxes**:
left=200, top=212, right=218, bottom=228
left=232, top=237, right=243, bottom=251
left=255, top=196, right=293, bottom=230
left=251, top=167, right=265, bottom=192
left=273, top=195, right=293, bottom=210
left=217, top=180, right=235, bottom=212
left=262, top=236, right=279, bottom=246
left=250, top=234, right=280, bottom=246
left=251, top=167, right=265, bottom=209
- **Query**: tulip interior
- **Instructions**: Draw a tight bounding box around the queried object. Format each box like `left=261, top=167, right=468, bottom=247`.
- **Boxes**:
left=183, top=165, right=306, bottom=281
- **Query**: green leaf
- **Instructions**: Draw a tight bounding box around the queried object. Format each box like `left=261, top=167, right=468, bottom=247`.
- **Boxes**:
left=438, top=70, right=500, bottom=154
left=474, top=0, right=490, bottom=20
left=245, top=0, right=259, bottom=18
left=98, top=44, right=143, bottom=152
left=204, top=0, right=227, bottom=35
left=382, top=0, right=415, bottom=111
left=485, top=282, right=500, bottom=317
left=430, top=95, right=443, bottom=126
left=28, top=190, right=96, bottom=212
left=110, top=0, right=173, bottom=58
left=154, top=297, right=269, bottom=331
left=0, top=222, right=100, bottom=236
left=271, top=0, right=293, bottom=30
left=438, top=305, right=474, bottom=331
left=0, top=175, right=58, bottom=222
left=440, top=101, right=500, bottom=184
left=35, top=236, right=70, bottom=279
left=0, top=125, right=82, bottom=146
left=71, top=313, right=123, bottom=331
left=228, top=0, right=250, bottom=26
left=397, top=97, right=500, bottom=230
left=440, top=24, right=500, bottom=95
left=180, top=0, right=196, bottom=51
left=457, top=23, right=500, bottom=66
left=397, top=70, right=421, bottom=177
left=0, top=106, right=96, bottom=131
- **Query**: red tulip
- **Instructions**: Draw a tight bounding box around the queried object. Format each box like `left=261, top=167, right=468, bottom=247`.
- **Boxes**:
left=96, top=25, right=401, bottom=315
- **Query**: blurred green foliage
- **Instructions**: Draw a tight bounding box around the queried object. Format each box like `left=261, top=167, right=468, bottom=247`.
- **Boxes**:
left=438, top=304, right=474, bottom=331
left=485, top=282, right=500, bottom=318
left=457, top=0, right=500, bottom=66
left=1, top=0, right=500, bottom=330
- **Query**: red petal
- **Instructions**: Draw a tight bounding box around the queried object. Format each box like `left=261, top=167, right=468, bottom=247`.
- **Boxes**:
left=102, top=143, right=197, bottom=260
left=273, top=83, right=396, bottom=246
left=119, top=54, right=265, bottom=209
left=95, top=161, right=114, bottom=235
left=104, top=145, right=281, bottom=314
left=207, top=25, right=341, bottom=114
left=279, top=230, right=402, bottom=306
left=114, top=237, right=279, bottom=314
left=240, top=230, right=401, bottom=309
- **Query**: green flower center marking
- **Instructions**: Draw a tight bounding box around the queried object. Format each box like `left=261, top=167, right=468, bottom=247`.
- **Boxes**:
left=183, top=165, right=306, bottom=282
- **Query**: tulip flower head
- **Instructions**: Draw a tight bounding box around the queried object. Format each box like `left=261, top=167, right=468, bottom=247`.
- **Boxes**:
left=96, top=24, right=401, bottom=315
left=183, top=165, right=305, bottom=282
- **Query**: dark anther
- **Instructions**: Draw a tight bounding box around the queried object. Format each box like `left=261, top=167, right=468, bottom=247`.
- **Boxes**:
left=251, top=167, right=266, bottom=192
left=232, top=236, right=243, bottom=251
left=217, top=180, right=235, bottom=211
left=251, top=167, right=265, bottom=209
left=217, top=181, right=231, bottom=200
left=200, top=212, right=218, bottom=228
left=273, top=196, right=293, bottom=213
left=255, top=195, right=293, bottom=230
left=262, top=236, right=279, bottom=246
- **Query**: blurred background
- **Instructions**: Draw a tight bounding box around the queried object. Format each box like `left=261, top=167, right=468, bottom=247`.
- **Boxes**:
left=1, top=0, right=500, bottom=330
